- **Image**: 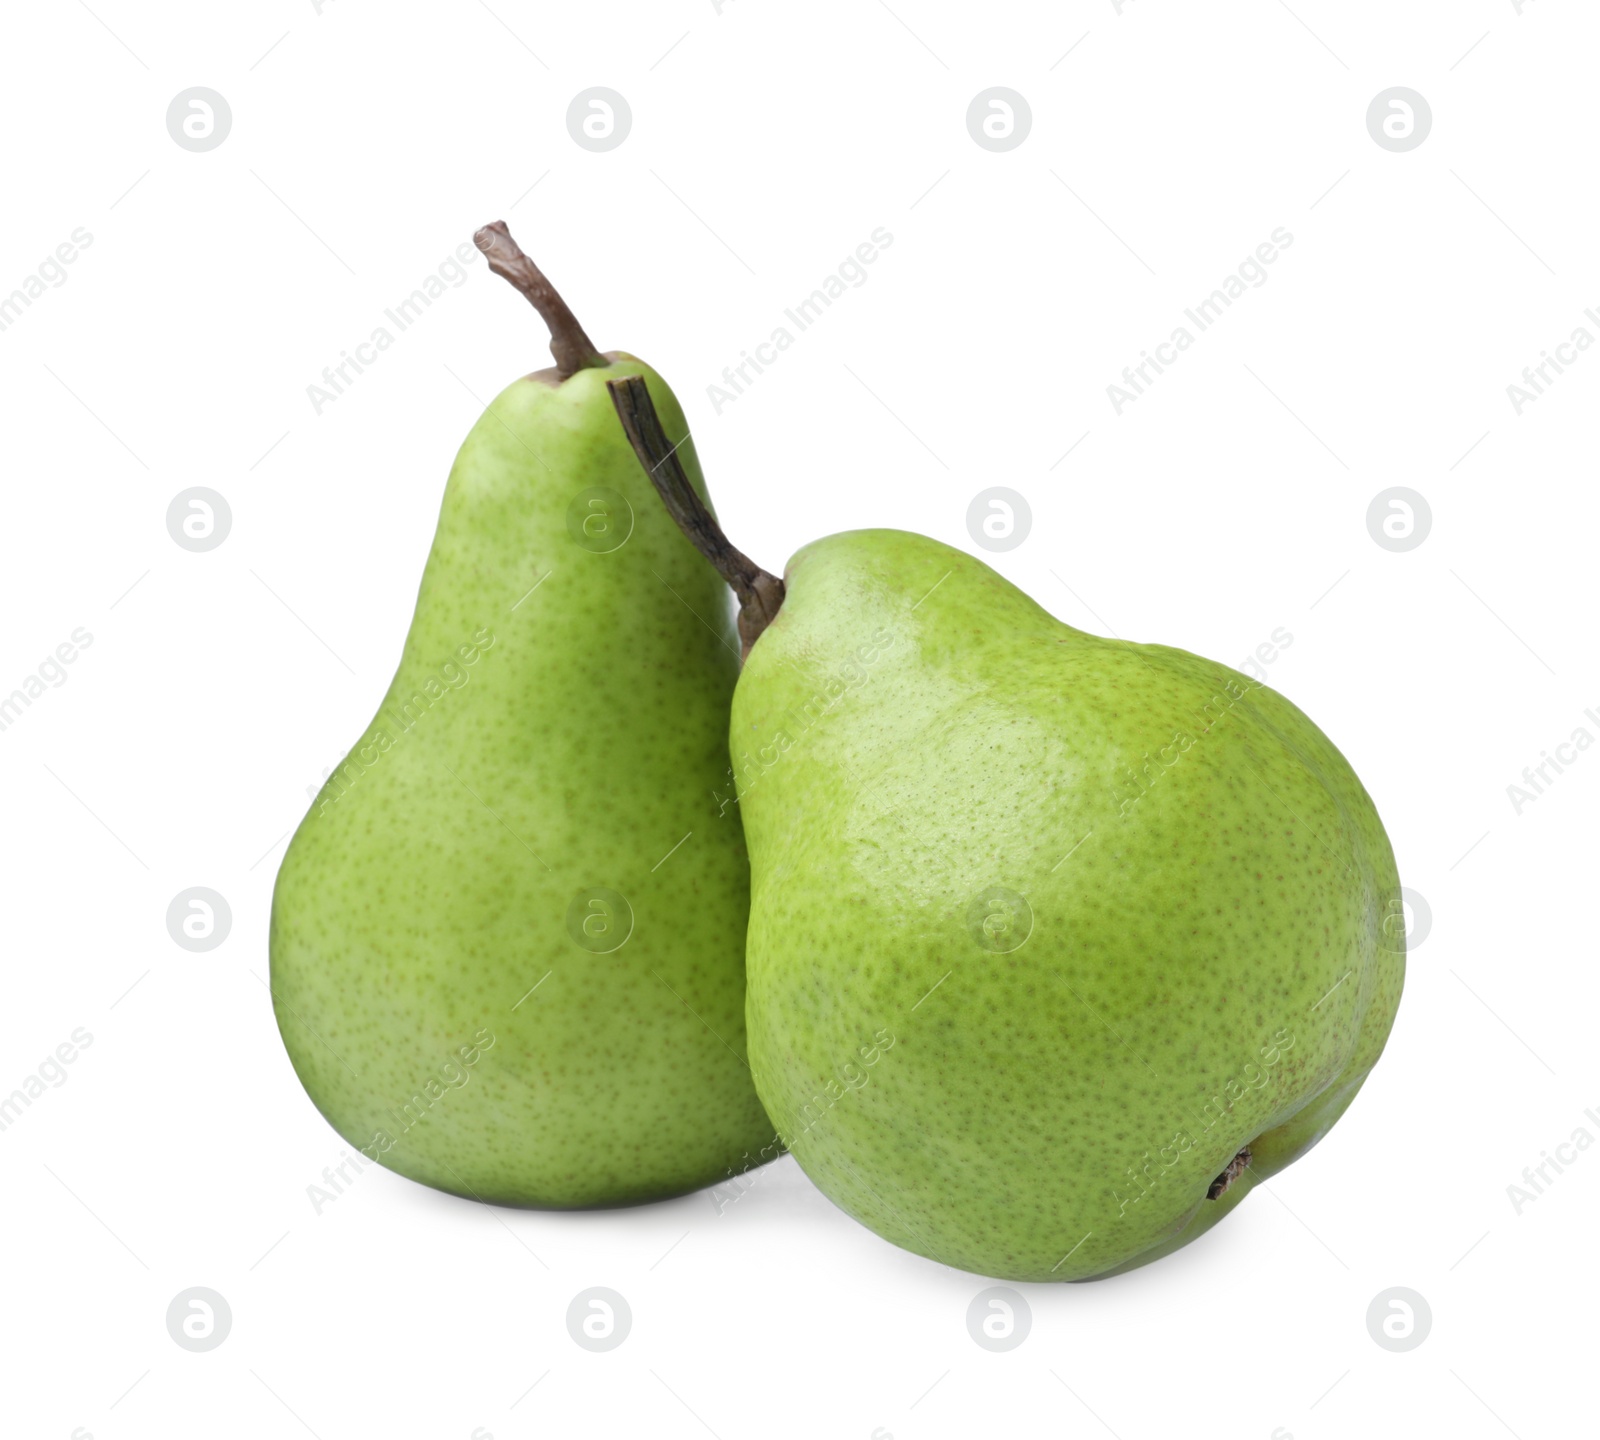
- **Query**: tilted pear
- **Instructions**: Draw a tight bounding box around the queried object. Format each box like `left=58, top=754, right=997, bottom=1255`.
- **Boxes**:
left=610, top=383, right=1404, bottom=1280
left=269, top=225, right=773, bottom=1207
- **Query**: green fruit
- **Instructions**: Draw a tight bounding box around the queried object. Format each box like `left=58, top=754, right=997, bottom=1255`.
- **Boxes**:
left=608, top=390, right=1403, bottom=1279
left=733, top=530, right=1404, bottom=1279
left=269, top=224, right=773, bottom=1207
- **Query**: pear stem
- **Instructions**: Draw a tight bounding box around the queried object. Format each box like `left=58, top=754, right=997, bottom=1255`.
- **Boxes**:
left=607, top=374, right=785, bottom=659
left=474, top=220, right=606, bottom=381
left=1207, top=1146, right=1252, bottom=1200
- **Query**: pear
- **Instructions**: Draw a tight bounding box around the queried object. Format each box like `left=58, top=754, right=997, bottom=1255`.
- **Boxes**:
left=611, top=377, right=1404, bottom=1279
left=269, top=224, right=774, bottom=1207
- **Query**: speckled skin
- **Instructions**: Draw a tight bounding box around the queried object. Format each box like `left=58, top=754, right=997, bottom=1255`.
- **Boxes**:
left=737, top=531, right=1404, bottom=1280
left=270, top=356, right=774, bottom=1207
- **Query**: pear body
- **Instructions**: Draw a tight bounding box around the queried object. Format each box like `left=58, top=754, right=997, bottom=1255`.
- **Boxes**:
left=270, top=356, right=773, bottom=1207
left=736, top=530, right=1404, bottom=1279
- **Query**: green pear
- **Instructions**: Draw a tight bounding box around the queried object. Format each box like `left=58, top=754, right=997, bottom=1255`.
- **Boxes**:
left=609, top=382, right=1404, bottom=1279
left=269, top=223, right=774, bottom=1208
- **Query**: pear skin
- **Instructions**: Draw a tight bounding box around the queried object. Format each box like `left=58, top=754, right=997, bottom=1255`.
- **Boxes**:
left=269, top=232, right=774, bottom=1207
left=728, top=530, right=1403, bottom=1280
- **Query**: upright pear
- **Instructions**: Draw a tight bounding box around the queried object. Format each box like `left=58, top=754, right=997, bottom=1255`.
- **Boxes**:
left=269, top=224, right=773, bottom=1207
left=611, top=380, right=1404, bottom=1279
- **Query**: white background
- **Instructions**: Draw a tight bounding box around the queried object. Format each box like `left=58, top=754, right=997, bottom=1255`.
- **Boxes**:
left=1, top=1, right=1594, bottom=1436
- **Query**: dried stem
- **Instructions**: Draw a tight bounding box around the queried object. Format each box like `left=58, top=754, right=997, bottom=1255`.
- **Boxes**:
left=1207, top=1147, right=1252, bottom=1200
left=474, top=220, right=606, bottom=381
left=607, top=374, right=784, bottom=659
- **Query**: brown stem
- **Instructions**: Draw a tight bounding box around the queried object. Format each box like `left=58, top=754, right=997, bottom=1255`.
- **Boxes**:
left=607, top=374, right=784, bottom=659
left=474, top=220, right=606, bottom=381
left=1206, top=1147, right=1252, bottom=1200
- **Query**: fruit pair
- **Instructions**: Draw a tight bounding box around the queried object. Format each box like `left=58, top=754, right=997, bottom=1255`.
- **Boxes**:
left=271, top=226, right=1404, bottom=1279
